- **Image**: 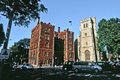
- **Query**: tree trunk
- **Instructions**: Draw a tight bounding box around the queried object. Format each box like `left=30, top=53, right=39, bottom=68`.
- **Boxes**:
left=3, top=18, right=13, bottom=49
left=90, top=18, right=98, bottom=63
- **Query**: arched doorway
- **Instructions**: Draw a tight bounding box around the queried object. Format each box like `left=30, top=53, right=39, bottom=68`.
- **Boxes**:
left=85, top=50, right=90, bottom=61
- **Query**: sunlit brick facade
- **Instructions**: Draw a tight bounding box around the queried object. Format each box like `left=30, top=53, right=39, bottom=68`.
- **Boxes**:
left=29, top=22, right=54, bottom=67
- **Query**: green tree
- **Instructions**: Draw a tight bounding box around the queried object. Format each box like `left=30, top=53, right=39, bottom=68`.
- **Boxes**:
left=98, top=18, right=120, bottom=56
left=0, top=0, right=47, bottom=49
left=0, top=23, right=5, bottom=47
left=9, top=38, right=30, bottom=64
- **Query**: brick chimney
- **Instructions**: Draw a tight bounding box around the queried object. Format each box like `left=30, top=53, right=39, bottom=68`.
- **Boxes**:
left=58, top=27, right=60, bottom=32
left=67, top=28, right=69, bottom=31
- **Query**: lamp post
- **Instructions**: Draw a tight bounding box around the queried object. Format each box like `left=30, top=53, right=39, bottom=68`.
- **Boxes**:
left=90, top=18, right=98, bottom=63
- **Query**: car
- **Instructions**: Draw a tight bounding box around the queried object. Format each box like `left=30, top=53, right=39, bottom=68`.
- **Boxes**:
left=62, top=61, right=74, bottom=71
left=17, top=63, right=34, bottom=70
left=73, top=61, right=102, bottom=73
left=97, top=61, right=109, bottom=71
left=113, top=61, right=120, bottom=73
left=97, top=61, right=115, bottom=71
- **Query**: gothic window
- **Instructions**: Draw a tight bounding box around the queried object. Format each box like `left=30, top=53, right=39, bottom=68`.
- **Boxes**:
left=83, top=23, right=88, bottom=28
left=83, top=24, right=86, bottom=28
left=85, top=50, right=90, bottom=61
left=86, top=23, right=88, bottom=27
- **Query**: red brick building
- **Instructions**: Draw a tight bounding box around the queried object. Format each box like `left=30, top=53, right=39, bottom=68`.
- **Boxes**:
left=29, top=22, right=54, bottom=67
left=55, top=27, right=75, bottom=63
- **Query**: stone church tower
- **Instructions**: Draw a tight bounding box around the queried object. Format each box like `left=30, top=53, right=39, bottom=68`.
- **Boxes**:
left=79, top=17, right=99, bottom=62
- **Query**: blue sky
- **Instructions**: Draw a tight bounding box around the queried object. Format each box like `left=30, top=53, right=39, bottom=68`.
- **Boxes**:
left=0, top=0, right=120, bottom=49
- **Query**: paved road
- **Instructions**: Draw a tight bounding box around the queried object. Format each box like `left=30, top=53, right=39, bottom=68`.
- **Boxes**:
left=2, top=67, right=120, bottom=80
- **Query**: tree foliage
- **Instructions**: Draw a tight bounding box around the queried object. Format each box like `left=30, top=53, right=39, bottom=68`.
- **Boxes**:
left=0, top=0, right=47, bottom=49
left=98, top=18, right=120, bottom=55
left=9, top=38, right=30, bottom=64
left=0, top=0, right=47, bottom=26
left=0, top=23, right=5, bottom=47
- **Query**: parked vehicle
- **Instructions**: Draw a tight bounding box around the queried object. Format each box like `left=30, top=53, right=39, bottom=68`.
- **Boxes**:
left=62, top=61, right=74, bottom=71
left=113, top=61, right=120, bottom=73
left=97, top=61, right=115, bottom=71
left=73, top=61, right=102, bottom=73
left=17, top=63, right=34, bottom=70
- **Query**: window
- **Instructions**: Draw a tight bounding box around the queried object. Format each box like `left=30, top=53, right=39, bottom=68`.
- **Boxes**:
left=86, top=42, right=88, bottom=45
left=44, top=52, right=48, bottom=56
left=83, top=24, right=85, bottom=28
left=83, top=23, right=88, bottom=28
left=69, top=53, right=72, bottom=58
left=45, top=29, right=47, bottom=33
left=70, top=40, right=73, bottom=44
left=45, top=35, right=50, bottom=40
left=69, top=46, right=72, bottom=50
left=44, top=60, right=48, bottom=64
left=69, top=35, right=72, bottom=39
left=86, top=23, right=88, bottom=27
left=45, top=28, right=50, bottom=33
left=64, top=35, right=66, bottom=39
left=45, top=42, right=49, bottom=48
left=85, top=33, right=87, bottom=36
left=69, top=32, right=73, bottom=39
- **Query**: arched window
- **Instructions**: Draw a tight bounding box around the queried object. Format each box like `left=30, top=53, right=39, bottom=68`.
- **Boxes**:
left=85, top=50, right=90, bottom=61
left=83, top=24, right=85, bottom=28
